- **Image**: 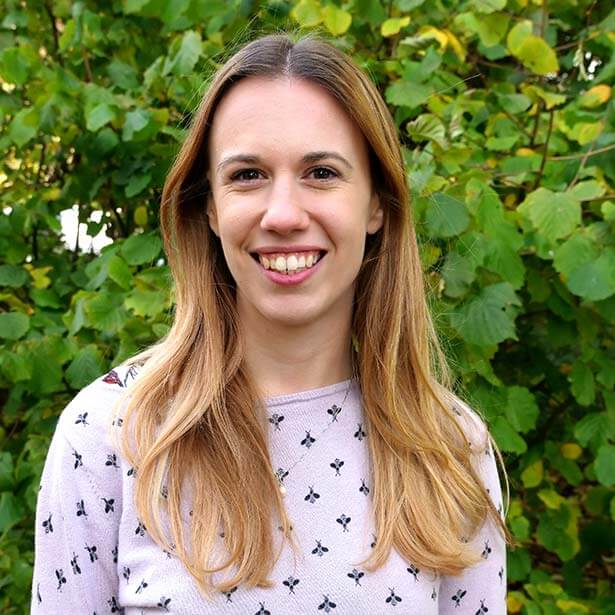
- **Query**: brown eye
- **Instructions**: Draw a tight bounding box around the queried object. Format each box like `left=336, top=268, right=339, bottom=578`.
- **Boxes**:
left=310, top=167, right=338, bottom=180
left=232, top=169, right=262, bottom=181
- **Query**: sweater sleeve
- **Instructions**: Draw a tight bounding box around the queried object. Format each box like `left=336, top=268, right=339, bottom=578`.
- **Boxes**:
left=31, top=368, right=133, bottom=614
left=438, top=406, right=507, bottom=615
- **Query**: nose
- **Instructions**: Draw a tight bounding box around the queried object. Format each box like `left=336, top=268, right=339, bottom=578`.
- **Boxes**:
left=260, top=175, right=310, bottom=234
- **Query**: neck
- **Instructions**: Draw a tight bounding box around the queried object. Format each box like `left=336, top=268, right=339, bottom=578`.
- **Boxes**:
left=240, top=313, right=354, bottom=398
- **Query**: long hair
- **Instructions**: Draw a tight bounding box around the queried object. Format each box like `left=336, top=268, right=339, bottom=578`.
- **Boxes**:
left=118, top=32, right=509, bottom=594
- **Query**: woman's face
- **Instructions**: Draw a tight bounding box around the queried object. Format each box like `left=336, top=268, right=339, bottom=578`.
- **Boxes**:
left=207, top=76, right=383, bottom=331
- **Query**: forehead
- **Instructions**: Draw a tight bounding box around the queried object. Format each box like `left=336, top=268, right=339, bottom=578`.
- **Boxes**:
left=208, top=76, right=368, bottom=163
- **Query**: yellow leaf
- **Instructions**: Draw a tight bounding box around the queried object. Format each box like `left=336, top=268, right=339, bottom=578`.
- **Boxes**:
left=29, top=266, right=52, bottom=289
left=381, top=16, right=410, bottom=38
left=322, top=5, right=352, bottom=36
left=42, top=187, right=62, bottom=201
left=445, top=29, right=466, bottom=61
left=538, top=488, right=565, bottom=509
left=521, top=84, right=566, bottom=109
left=134, top=206, right=148, bottom=227
left=578, top=84, right=611, bottom=109
left=290, top=0, right=322, bottom=27
left=507, top=594, right=524, bottom=613
left=507, top=20, right=532, bottom=56
left=418, top=26, right=449, bottom=50
left=556, top=599, right=590, bottom=613
left=569, top=121, right=604, bottom=146
left=561, top=443, right=582, bottom=460
left=516, top=147, right=536, bottom=156
left=521, top=460, right=543, bottom=487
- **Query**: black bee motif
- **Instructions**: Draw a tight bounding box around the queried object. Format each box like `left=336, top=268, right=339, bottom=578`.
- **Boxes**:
left=102, top=497, right=115, bottom=513
left=43, top=513, right=53, bottom=534
left=105, top=453, right=119, bottom=468
left=481, top=540, right=492, bottom=559
left=498, top=566, right=504, bottom=584
left=431, top=587, right=437, bottom=601
left=386, top=588, right=402, bottom=606
left=407, top=564, right=420, bottom=581
left=475, top=600, right=489, bottom=614
left=370, top=534, right=377, bottom=548
left=327, top=404, right=342, bottom=421
left=85, top=544, right=98, bottom=562
left=319, top=594, right=337, bottom=612
left=103, top=370, right=124, bottom=386
left=36, top=583, right=41, bottom=603
left=223, top=586, right=237, bottom=603
left=127, top=467, right=135, bottom=477
left=268, top=413, right=284, bottom=431
left=312, top=540, right=329, bottom=556
left=135, top=579, right=148, bottom=594
left=75, top=413, right=89, bottom=426
left=255, top=602, right=271, bottom=615
left=135, top=521, right=146, bottom=536
left=354, top=423, right=366, bottom=441
left=347, top=568, right=364, bottom=586
left=452, top=589, right=467, bottom=607
left=107, top=596, right=121, bottom=612
left=122, top=566, right=131, bottom=583
left=158, top=596, right=171, bottom=611
left=330, top=458, right=344, bottom=476
left=72, top=450, right=83, bottom=469
left=301, top=430, right=316, bottom=448
left=275, top=467, right=289, bottom=485
left=359, top=479, right=370, bottom=495
left=304, top=486, right=320, bottom=503
left=55, top=568, right=66, bottom=591
left=76, top=499, right=88, bottom=518
left=161, top=485, right=168, bottom=499
left=451, top=404, right=462, bottom=416
left=283, top=576, right=300, bottom=594
left=336, top=513, right=351, bottom=532
left=112, top=417, right=124, bottom=427
left=111, top=544, right=118, bottom=563
left=70, top=553, right=81, bottom=575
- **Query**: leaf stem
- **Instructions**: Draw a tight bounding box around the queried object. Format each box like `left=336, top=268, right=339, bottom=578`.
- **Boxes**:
left=532, top=110, right=555, bottom=190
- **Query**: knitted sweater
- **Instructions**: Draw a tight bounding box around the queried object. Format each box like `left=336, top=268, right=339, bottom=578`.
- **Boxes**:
left=32, top=364, right=506, bottom=614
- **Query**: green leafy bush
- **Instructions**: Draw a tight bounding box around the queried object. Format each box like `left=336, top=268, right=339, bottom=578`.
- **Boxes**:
left=1, top=0, right=614, bottom=612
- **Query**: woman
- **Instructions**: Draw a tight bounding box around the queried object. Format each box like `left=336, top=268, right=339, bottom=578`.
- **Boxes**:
left=32, top=33, right=509, bottom=614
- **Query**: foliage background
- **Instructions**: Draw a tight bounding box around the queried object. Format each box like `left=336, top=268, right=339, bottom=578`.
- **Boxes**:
left=1, top=0, right=614, bottom=612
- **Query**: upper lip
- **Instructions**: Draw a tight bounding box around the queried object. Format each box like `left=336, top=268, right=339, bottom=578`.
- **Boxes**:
left=251, top=245, right=326, bottom=254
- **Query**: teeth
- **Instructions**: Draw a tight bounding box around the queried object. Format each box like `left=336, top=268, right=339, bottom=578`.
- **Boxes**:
left=257, top=251, right=322, bottom=274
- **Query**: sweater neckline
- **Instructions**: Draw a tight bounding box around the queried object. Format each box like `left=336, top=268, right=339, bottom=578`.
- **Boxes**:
left=265, top=377, right=357, bottom=409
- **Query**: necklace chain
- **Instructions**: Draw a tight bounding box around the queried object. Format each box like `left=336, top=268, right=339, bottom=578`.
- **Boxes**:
left=273, top=378, right=354, bottom=495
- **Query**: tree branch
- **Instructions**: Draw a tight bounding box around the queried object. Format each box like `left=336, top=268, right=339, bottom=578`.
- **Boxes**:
left=44, top=1, right=63, bottom=66
left=533, top=110, right=555, bottom=190
left=547, top=143, right=615, bottom=161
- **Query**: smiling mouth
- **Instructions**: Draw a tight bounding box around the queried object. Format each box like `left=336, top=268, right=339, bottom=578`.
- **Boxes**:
left=251, top=250, right=325, bottom=274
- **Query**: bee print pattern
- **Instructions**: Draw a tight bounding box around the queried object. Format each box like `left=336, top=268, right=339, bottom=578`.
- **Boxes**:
left=102, top=497, right=115, bottom=513
left=385, top=588, right=402, bottom=606
left=359, top=479, right=370, bottom=495
left=122, top=566, right=131, bottom=583
left=255, top=602, right=271, bottom=615
left=336, top=513, right=351, bottom=532
left=105, top=453, right=119, bottom=468
left=301, top=430, right=316, bottom=448
left=42, top=513, right=53, bottom=534
left=407, top=564, right=420, bottom=581
left=452, top=589, right=467, bottom=607
left=72, top=450, right=82, bottom=469
left=327, top=404, right=342, bottom=421
left=475, top=600, right=489, bottom=614
left=75, top=412, right=89, bottom=426
left=134, top=521, right=146, bottom=536
left=268, top=413, right=284, bottom=431
left=135, top=579, right=148, bottom=594
left=312, top=540, right=329, bottom=556
left=354, top=423, right=366, bottom=441
left=283, top=576, right=300, bottom=594
left=304, top=486, right=320, bottom=503
left=347, top=568, right=364, bottom=586
left=223, top=586, right=237, bottom=603
left=85, top=544, right=97, bottom=562
left=76, top=499, right=88, bottom=518
left=55, top=568, right=66, bottom=591
left=70, top=553, right=81, bottom=575
left=330, top=458, right=344, bottom=476
left=481, top=540, right=492, bottom=559
left=319, top=594, right=336, bottom=612
left=157, top=596, right=171, bottom=611
left=107, top=596, right=122, bottom=612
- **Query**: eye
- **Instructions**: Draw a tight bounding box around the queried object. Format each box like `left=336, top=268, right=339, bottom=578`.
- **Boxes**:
left=230, top=168, right=263, bottom=182
left=308, top=166, right=338, bottom=181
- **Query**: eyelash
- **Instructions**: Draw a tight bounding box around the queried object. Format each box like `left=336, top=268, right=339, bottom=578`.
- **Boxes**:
left=230, top=166, right=339, bottom=183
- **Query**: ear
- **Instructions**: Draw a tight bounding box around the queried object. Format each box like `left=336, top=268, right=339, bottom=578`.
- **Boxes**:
left=206, top=194, right=220, bottom=237
left=366, top=193, right=383, bottom=235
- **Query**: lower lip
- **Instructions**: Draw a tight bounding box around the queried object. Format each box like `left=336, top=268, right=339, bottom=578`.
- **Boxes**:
left=258, top=256, right=324, bottom=286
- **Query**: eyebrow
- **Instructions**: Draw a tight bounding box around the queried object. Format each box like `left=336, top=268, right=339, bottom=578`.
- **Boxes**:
left=215, top=151, right=354, bottom=174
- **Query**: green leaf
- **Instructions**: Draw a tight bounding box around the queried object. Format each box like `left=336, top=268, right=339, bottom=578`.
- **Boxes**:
left=163, top=30, right=202, bottom=76
left=0, top=492, right=24, bottom=532
left=84, top=293, right=129, bottom=333
left=521, top=460, right=543, bottom=488
left=0, top=452, right=14, bottom=490
left=385, top=81, right=432, bottom=109
left=425, top=193, right=470, bottom=238
left=0, top=265, right=28, bottom=288
left=86, top=103, right=116, bottom=132
left=0, top=312, right=30, bottom=340
left=65, top=345, right=106, bottom=389
left=569, top=180, right=606, bottom=201
left=568, top=121, right=604, bottom=146
left=483, top=242, right=525, bottom=289
left=536, top=506, right=579, bottom=561
left=455, top=12, right=510, bottom=47
left=441, top=251, right=476, bottom=298
left=322, top=5, right=352, bottom=35
left=108, top=255, right=133, bottom=290
left=122, top=109, right=151, bottom=141
left=291, top=0, right=322, bottom=26
left=407, top=114, right=447, bottom=147
left=569, top=360, right=595, bottom=407
left=508, top=548, right=531, bottom=582
left=470, top=0, right=506, bottom=14
left=122, top=0, right=151, bottom=13
left=491, top=416, right=527, bottom=453
left=125, top=173, right=152, bottom=197
left=449, top=283, right=521, bottom=346
left=567, top=248, right=615, bottom=301
left=107, top=58, right=139, bottom=90
left=517, top=188, right=581, bottom=242
left=594, top=445, right=615, bottom=487
left=574, top=412, right=607, bottom=446
left=553, top=234, right=598, bottom=278
left=381, top=16, right=410, bottom=37
left=507, top=21, right=559, bottom=75
left=121, top=233, right=162, bottom=265
left=125, top=288, right=170, bottom=318
left=8, top=107, right=39, bottom=147
left=0, top=47, right=29, bottom=85
left=506, top=386, right=539, bottom=433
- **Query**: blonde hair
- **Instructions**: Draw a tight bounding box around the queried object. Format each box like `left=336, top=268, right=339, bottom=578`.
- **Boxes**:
left=119, top=33, right=509, bottom=594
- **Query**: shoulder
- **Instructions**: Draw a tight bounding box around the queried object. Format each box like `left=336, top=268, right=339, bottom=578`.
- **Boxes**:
left=55, top=362, right=142, bottom=453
